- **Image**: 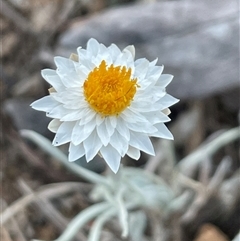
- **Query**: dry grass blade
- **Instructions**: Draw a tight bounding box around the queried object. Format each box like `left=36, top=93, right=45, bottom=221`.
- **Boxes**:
left=0, top=182, right=91, bottom=224
left=208, top=156, right=231, bottom=192
left=178, top=127, right=240, bottom=177
left=198, top=157, right=212, bottom=186
left=148, top=211, right=165, bottom=241
left=0, top=226, right=13, bottom=241
left=9, top=216, right=27, bottom=241
left=1, top=200, right=23, bottom=241
left=17, top=179, right=87, bottom=241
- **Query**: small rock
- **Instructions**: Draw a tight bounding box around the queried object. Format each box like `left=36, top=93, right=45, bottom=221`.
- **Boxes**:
left=194, top=224, right=229, bottom=241
left=57, top=0, right=239, bottom=100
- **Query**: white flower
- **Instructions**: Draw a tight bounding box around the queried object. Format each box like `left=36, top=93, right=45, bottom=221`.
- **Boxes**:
left=31, top=38, right=179, bottom=173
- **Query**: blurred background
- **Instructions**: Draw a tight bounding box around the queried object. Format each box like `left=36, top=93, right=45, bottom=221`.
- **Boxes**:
left=1, top=0, right=239, bottom=240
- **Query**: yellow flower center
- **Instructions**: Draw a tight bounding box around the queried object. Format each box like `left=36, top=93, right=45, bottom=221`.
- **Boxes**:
left=83, top=60, right=138, bottom=116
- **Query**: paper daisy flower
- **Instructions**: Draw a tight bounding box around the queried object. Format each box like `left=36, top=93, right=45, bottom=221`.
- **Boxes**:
left=31, top=38, right=178, bottom=173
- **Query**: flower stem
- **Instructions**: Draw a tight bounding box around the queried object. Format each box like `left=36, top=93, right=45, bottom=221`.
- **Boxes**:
left=55, top=202, right=110, bottom=241
left=88, top=207, right=116, bottom=241
left=178, top=127, right=240, bottom=174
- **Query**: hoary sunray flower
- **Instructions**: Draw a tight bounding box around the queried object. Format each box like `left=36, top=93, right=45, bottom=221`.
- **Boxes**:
left=31, top=38, right=179, bottom=173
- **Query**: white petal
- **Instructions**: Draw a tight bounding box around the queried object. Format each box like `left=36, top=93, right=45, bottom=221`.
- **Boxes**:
left=151, top=123, right=173, bottom=140
left=31, top=96, right=59, bottom=112
left=145, top=66, right=164, bottom=87
left=41, top=69, right=64, bottom=91
left=115, top=48, right=134, bottom=68
left=98, top=43, right=108, bottom=56
left=59, top=89, right=84, bottom=105
left=69, top=142, right=85, bottom=162
left=48, top=119, right=61, bottom=133
left=60, top=109, right=85, bottom=121
left=54, top=56, right=75, bottom=72
left=144, top=111, right=171, bottom=124
left=105, top=117, right=115, bottom=137
left=92, top=55, right=107, bottom=67
left=129, top=132, right=155, bottom=156
left=109, top=131, right=128, bottom=156
left=126, top=121, right=157, bottom=134
left=58, top=73, right=81, bottom=88
left=109, top=116, right=117, bottom=129
left=95, top=44, right=112, bottom=65
left=100, top=145, right=121, bottom=173
left=80, top=58, right=96, bottom=71
left=148, top=64, right=163, bottom=75
left=97, top=122, right=110, bottom=146
left=83, top=117, right=97, bottom=132
left=134, top=58, right=149, bottom=79
left=127, top=146, right=141, bottom=160
left=87, top=38, right=100, bottom=57
left=83, top=131, right=102, bottom=161
left=71, top=120, right=95, bottom=145
left=129, top=102, right=159, bottom=113
left=121, top=108, right=147, bottom=123
left=64, top=100, right=88, bottom=110
left=113, top=52, right=125, bottom=67
left=53, top=121, right=75, bottom=146
left=135, top=87, right=164, bottom=101
left=108, top=44, right=121, bottom=61
left=50, top=92, right=64, bottom=103
left=73, top=64, right=88, bottom=80
left=54, top=57, right=81, bottom=88
left=158, top=94, right=179, bottom=109
left=77, top=47, right=87, bottom=60
left=77, top=48, right=96, bottom=66
left=149, top=58, right=158, bottom=67
left=123, top=45, right=135, bottom=59
left=96, top=115, right=105, bottom=126
left=47, top=105, right=72, bottom=119
left=159, top=74, right=173, bottom=87
left=79, top=109, right=96, bottom=125
left=116, top=117, right=130, bottom=141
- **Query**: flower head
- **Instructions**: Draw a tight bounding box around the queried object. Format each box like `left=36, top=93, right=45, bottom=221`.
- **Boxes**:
left=31, top=38, right=178, bottom=173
